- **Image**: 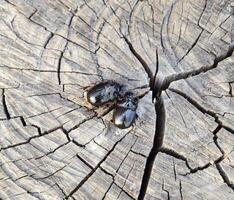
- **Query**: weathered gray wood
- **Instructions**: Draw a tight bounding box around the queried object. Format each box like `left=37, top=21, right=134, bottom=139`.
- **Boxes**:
left=0, top=0, right=233, bottom=199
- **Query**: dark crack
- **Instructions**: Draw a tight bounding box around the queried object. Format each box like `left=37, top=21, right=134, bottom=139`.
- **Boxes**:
left=229, top=81, right=233, bottom=97
left=35, top=165, right=67, bottom=180
left=138, top=97, right=166, bottom=200
left=179, top=180, right=183, bottom=200
left=176, top=30, right=204, bottom=66
left=57, top=42, right=68, bottom=85
left=30, top=124, right=42, bottom=135
left=159, top=147, right=191, bottom=170
left=71, top=139, right=85, bottom=148
left=173, top=159, right=177, bottom=181
left=19, top=116, right=27, bottom=126
left=159, top=146, right=227, bottom=177
left=130, top=149, right=147, bottom=158
left=116, top=161, right=136, bottom=200
left=34, top=140, right=70, bottom=160
left=65, top=130, right=131, bottom=199
left=164, top=43, right=234, bottom=89
left=216, top=163, right=234, bottom=190
left=122, top=35, right=154, bottom=85
left=76, top=154, right=94, bottom=170
left=2, top=89, right=11, bottom=119
left=66, top=113, right=97, bottom=133
left=101, top=136, right=138, bottom=199
left=0, top=125, right=62, bottom=151
left=162, top=180, right=170, bottom=200
left=169, top=88, right=234, bottom=134
left=43, top=32, right=54, bottom=49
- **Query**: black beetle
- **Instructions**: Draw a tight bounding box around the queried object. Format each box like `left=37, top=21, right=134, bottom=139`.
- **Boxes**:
left=85, top=81, right=122, bottom=107
left=112, top=92, right=138, bottom=129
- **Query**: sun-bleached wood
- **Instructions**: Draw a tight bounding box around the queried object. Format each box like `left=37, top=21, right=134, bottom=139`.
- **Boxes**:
left=0, top=0, right=233, bottom=199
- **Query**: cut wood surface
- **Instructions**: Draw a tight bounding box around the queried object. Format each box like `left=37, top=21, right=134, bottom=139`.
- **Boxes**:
left=0, top=0, right=233, bottom=199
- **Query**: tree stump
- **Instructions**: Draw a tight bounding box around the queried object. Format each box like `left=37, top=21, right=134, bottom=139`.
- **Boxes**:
left=0, top=0, right=233, bottom=199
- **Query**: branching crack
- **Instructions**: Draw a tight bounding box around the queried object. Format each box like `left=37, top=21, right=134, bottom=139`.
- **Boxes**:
left=0, top=125, right=62, bottom=151
left=65, top=131, right=131, bottom=199
left=162, top=180, right=170, bottom=200
left=122, top=35, right=154, bottom=85
left=34, top=141, right=70, bottom=160
left=169, top=88, right=234, bottom=134
left=159, top=147, right=192, bottom=170
left=164, top=44, right=234, bottom=89
left=138, top=97, right=166, bottom=200
left=216, top=163, right=234, bottom=190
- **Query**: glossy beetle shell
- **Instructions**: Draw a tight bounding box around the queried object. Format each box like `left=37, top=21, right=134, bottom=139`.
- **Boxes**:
left=112, top=92, right=138, bottom=129
left=86, top=81, right=122, bottom=107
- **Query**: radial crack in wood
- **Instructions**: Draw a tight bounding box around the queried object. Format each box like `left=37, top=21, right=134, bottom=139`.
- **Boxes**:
left=0, top=0, right=233, bottom=200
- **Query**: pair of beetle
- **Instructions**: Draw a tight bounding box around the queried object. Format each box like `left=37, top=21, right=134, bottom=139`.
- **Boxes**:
left=85, top=81, right=138, bottom=129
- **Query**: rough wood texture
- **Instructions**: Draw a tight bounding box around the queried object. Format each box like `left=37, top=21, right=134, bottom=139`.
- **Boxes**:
left=0, top=0, right=233, bottom=199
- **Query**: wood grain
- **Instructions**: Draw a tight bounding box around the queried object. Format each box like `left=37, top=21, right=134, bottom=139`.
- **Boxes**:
left=0, top=0, right=233, bottom=199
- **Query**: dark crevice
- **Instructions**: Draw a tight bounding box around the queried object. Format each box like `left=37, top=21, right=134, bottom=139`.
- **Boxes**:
left=213, top=126, right=233, bottom=191
left=28, top=9, right=37, bottom=19
left=57, top=43, right=67, bottom=85
left=198, top=0, right=208, bottom=27
left=34, top=141, right=70, bottom=160
left=138, top=97, right=166, bottom=200
left=30, top=124, right=42, bottom=135
left=122, top=35, right=154, bottom=85
left=127, top=0, right=141, bottom=36
left=101, top=137, right=137, bottom=199
left=35, top=165, right=67, bottom=180
left=0, top=125, right=62, bottom=151
left=169, top=88, right=216, bottom=117
left=67, top=113, right=97, bottom=133
left=173, top=159, right=177, bottom=181
left=101, top=181, right=114, bottom=200
left=160, top=146, right=226, bottom=176
left=76, top=154, right=94, bottom=170
left=61, top=127, right=71, bottom=142
left=93, top=139, right=109, bottom=151
left=99, top=166, right=114, bottom=179
left=179, top=180, right=183, bottom=200
left=65, top=131, right=130, bottom=199
left=19, top=116, right=26, bottom=126
left=162, top=180, right=170, bottom=200
left=43, top=32, right=54, bottom=49
left=216, top=163, right=234, bottom=190
left=116, top=161, right=136, bottom=200
left=185, top=162, right=212, bottom=175
left=71, top=140, right=85, bottom=148
left=229, top=82, right=233, bottom=97
left=56, top=183, right=67, bottom=197
left=130, top=150, right=147, bottom=158
left=169, top=88, right=234, bottom=134
left=2, top=89, right=11, bottom=119
left=116, top=186, right=135, bottom=200
left=83, top=0, right=99, bottom=18
left=213, top=125, right=225, bottom=154
left=176, top=30, right=204, bottom=66
left=0, top=64, right=100, bottom=76
left=159, top=147, right=192, bottom=170
left=164, top=44, right=234, bottom=89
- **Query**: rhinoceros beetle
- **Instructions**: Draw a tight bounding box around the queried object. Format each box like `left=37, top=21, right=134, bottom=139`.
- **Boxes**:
left=85, top=80, right=122, bottom=107
left=112, top=92, right=138, bottom=129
